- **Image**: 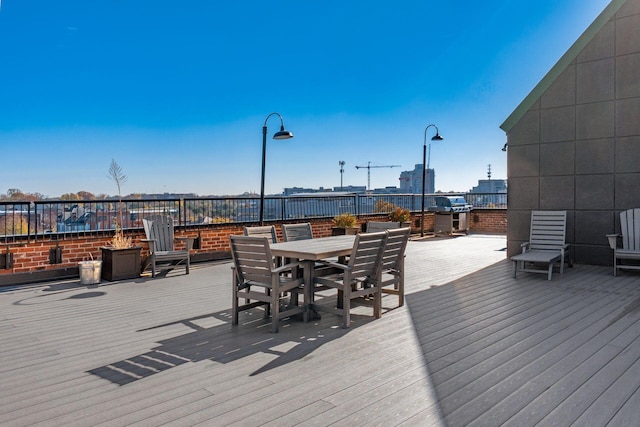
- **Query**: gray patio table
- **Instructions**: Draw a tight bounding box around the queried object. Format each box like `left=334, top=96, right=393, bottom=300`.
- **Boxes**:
left=270, top=234, right=356, bottom=321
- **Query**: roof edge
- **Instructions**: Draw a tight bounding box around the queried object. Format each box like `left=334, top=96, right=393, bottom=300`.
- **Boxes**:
left=500, top=0, right=627, bottom=133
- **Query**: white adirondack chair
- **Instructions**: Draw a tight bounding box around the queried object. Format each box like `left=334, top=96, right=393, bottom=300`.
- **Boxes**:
left=511, top=210, right=571, bottom=280
left=142, top=216, right=193, bottom=278
left=607, top=208, right=640, bottom=276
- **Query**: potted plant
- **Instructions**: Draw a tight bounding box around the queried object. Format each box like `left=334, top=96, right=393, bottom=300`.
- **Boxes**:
left=100, top=159, right=142, bottom=281
left=389, top=207, right=412, bottom=229
left=332, top=212, right=360, bottom=236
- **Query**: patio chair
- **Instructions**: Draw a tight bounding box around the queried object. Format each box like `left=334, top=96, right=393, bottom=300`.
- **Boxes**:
left=366, top=221, right=400, bottom=233
left=314, top=231, right=387, bottom=328
left=142, top=216, right=194, bottom=278
left=243, top=225, right=278, bottom=243
left=229, top=235, right=305, bottom=333
left=282, top=223, right=313, bottom=242
left=377, top=227, right=411, bottom=307
left=607, top=208, right=640, bottom=276
left=511, top=210, right=571, bottom=281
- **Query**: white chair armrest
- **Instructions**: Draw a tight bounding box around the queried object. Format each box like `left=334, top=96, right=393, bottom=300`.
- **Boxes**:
left=606, top=234, right=620, bottom=250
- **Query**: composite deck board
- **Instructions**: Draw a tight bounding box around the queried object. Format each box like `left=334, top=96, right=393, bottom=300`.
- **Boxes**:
left=4, top=235, right=640, bottom=426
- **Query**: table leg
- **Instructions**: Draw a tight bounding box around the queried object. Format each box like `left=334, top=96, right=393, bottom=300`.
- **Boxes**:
left=303, top=260, right=314, bottom=322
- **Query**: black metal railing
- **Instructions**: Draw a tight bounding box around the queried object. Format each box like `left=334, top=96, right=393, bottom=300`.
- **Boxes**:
left=0, top=192, right=506, bottom=242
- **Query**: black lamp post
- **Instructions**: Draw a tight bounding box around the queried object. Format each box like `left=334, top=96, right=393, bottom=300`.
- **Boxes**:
left=260, top=112, right=293, bottom=225
left=421, top=124, right=443, bottom=237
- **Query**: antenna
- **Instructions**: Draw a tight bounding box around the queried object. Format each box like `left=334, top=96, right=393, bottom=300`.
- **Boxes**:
left=339, top=160, right=345, bottom=191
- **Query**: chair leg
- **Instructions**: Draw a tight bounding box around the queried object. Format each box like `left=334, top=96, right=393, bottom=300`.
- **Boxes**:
left=547, top=263, right=553, bottom=281
left=151, top=255, right=156, bottom=278
left=342, top=292, right=351, bottom=328
left=513, top=260, right=518, bottom=278
left=185, top=255, right=190, bottom=275
left=271, top=288, right=280, bottom=333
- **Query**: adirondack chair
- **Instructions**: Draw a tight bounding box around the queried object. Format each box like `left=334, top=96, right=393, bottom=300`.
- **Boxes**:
left=366, top=221, right=400, bottom=233
left=377, top=227, right=411, bottom=307
left=607, top=208, right=640, bottom=276
left=314, top=231, right=387, bottom=328
left=229, top=235, right=305, bottom=333
left=511, top=210, right=571, bottom=280
left=142, top=216, right=194, bottom=278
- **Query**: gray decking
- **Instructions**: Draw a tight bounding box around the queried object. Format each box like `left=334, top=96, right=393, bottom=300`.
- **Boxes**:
left=2, top=234, right=640, bottom=426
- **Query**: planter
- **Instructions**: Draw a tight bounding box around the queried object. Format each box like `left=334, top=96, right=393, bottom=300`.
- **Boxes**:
left=100, top=246, right=142, bottom=281
left=332, top=226, right=360, bottom=236
left=78, top=260, right=102, bottom=285
left=400, top=221, right=412, bottom=229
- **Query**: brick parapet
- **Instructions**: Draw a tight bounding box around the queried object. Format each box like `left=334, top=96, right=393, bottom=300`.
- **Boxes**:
left=0, top=210, right=505, bottom=280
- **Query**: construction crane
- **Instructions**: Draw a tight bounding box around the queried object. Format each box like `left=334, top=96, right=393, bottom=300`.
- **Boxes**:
left=355, top=162, right=401, bottom=191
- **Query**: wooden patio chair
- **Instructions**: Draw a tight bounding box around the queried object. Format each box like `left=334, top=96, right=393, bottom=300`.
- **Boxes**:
left=229, top=235, right=305, bottom=333
left=511, top=210, right=571, bottom=280
left=607, top=208, right=640, bottom=276
left=243, top=225, right=278, bottom=243
left=314, top=231, right=387, bottom=328
left=366, top=221, right=400, bottom=233
left=282, top=223, right=313, bottom=242
left=377, top=227, right=411, bottom=307
left=142, top=216, right=194, bottom=278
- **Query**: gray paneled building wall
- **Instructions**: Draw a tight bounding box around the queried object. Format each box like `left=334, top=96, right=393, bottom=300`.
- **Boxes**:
left=501, top=0, right=640, bottom=265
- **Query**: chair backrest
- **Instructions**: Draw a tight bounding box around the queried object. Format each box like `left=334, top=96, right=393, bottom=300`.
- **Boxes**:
left=380, top=227, right=411, bottom=271
left=528, top=210, right=567, bottom=252
left=367, top=221, right=400, bottom=233
left=229, top=235, right=274, bottom=284
left=347, top=231, right=387, bottom=280
left=243, top=225, right=278, bottom=243
left=143, top=216, right=176, bottom=251
left=620, top=208, right=640, bottom=251
left=282, top=223, right=313, bottom=242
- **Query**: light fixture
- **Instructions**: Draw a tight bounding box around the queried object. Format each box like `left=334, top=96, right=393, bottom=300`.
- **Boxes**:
left=260, top=112, right=294, bottom=225
left=421, top=124, right=443, bottom=237
left=501, top=142, right=508, bottom=151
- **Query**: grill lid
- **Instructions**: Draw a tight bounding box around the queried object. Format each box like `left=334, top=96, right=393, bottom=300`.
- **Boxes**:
left=429, top=196, right=472, bottom=212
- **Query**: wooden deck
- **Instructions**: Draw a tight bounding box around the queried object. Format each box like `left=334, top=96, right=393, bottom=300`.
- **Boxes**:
left=2, top=234, right=640, bottom=426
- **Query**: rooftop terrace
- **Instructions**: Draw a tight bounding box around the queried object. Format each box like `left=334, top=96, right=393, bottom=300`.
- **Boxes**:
left=2, top=234, right=640, bottom=426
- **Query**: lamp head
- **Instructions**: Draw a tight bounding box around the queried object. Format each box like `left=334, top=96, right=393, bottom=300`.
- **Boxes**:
left=431, top=133, right=443, bottom=141
left=273, top=125, right=294, bottom=140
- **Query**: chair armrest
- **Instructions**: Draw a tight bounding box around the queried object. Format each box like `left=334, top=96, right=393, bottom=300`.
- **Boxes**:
left=520, top=242, right=530, bottom=253
left=273, top=261, right=303, bottom=275
left=606, top=234, right=620, bottom=250
left=141, top=239, right=157, bottom=252
left=176, top=236, right=195, bottom=251
left=315, top=260, right=349, bottom=271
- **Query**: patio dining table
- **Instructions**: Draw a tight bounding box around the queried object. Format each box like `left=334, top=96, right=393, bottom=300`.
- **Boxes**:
left=270, top=234, right=356, bottom=320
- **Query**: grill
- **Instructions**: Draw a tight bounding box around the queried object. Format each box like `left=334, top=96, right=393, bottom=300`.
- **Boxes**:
left=429, top=196, right=472, bottom=235
left=429, top=196, right=473, bottom=213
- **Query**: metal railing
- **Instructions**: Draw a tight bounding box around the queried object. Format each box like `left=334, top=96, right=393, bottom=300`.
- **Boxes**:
left=0, top=192, right=506, bottom=242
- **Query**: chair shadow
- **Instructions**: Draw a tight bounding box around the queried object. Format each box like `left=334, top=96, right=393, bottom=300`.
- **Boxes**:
left=87, top=304, right=369, bottom=386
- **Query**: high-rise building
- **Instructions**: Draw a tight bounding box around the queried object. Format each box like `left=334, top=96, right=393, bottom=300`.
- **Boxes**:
left=399, top=164, right=434, bottom=194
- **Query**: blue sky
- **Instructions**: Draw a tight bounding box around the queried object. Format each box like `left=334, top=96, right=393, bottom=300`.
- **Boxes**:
left=0, top=0, right=612, bottom=197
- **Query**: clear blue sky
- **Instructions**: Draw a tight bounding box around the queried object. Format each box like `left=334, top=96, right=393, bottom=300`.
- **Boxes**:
left=0, top=0, right=612, bottom=197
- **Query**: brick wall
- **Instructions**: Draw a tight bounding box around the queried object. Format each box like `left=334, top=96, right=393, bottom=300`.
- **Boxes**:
left=0, top=210, right=504, bottom=282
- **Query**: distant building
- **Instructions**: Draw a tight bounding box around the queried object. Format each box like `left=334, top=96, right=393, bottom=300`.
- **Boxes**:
left=469, top=179, right=507, bottom=194
left=283, top=187, right=334, bottom=196
left=399, top=164, right=434, bottom=194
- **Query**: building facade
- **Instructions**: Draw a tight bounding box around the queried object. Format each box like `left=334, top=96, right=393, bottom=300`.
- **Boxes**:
left=501, top=0, right=640, bottom=265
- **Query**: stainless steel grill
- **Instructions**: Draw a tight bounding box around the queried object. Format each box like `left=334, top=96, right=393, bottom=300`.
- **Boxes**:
left=429, top=196, right=473, bottom=213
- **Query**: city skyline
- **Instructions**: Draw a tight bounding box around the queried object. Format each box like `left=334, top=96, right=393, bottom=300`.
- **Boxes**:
left=0, top=1, right=611, bottom=197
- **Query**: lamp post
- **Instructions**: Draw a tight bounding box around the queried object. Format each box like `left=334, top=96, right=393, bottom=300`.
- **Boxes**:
left=260, top=112, right=293, bottom=225
left=421, top=124, right=443, bottom=237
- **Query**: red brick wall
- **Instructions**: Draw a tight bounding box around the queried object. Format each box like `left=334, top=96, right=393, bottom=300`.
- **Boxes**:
left=0, top=210, right=504, bottom=278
